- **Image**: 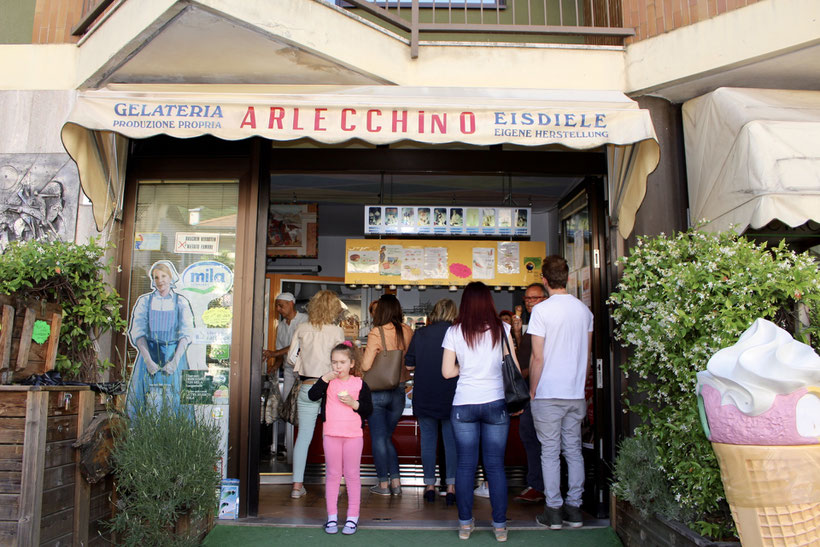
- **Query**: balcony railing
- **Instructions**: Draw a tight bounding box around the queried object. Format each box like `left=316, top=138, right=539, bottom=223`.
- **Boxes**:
left=341, top=0, right=634, bottom=57
left=71, top=0, right=634, bottom=56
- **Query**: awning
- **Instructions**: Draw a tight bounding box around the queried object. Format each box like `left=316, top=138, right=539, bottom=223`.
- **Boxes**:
left=683, top=87, right=820, bottom=233
left=61, top=85, right=659, bottom=236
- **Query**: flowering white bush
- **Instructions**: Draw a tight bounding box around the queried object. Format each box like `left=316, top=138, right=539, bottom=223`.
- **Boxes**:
left=609, top=228, right=820, bottom=537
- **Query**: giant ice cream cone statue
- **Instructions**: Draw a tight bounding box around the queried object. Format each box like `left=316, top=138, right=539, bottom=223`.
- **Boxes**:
left=697, top=319, right=820, bottom=547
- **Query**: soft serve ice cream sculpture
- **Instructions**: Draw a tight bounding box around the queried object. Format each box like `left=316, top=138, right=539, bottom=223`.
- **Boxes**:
left=697, top=318, right=820, bottom=547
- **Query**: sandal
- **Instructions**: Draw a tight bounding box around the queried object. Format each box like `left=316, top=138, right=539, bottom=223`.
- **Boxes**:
left=342, top=520, right=358, bottom=535
left=458, top=519, right=474, bottom=540
left=493, top=527, right=508, bottom=542
left=325, top=520, right=338, bottom=534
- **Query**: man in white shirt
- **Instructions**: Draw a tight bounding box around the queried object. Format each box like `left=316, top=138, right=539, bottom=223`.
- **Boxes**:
left=263, top=292, right=308, bottom=397
left=528, top=256, right=594, bottom=530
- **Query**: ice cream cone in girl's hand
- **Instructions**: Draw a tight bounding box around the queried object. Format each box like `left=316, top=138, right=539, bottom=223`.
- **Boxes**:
left=697, top=318, right=820, bottom=547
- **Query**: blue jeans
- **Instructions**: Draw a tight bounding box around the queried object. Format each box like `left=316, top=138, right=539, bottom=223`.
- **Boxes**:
left=417, top=415, right=456, bottom=485
left=369, top=385, right=405, bottom=482
left=292, top=384, right=321, bottom=484
left=451, top=399, right=509, bottom=528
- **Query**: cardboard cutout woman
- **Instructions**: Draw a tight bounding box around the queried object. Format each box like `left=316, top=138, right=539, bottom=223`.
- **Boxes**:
left=127, top=260, right=195, bottom=415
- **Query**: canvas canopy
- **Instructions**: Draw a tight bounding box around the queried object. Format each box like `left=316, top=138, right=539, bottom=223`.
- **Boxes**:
left=61, top=85, right=659, bottom=235
left=683, top=87, right=820, bottom=233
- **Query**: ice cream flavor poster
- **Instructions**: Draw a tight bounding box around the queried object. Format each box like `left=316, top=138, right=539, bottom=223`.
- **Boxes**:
left=497, top=241, right=520, bottom=274
left=424, top=247, right=448, bottom=279
left=497, top=208, right=512, bottom=229
left=379, top=244, right=402, bottom=276
left=401, top=248, right=425, bottom=281
left=472, top=248, right=495, bottom=279
left=347, top=250, right=379, bottom=273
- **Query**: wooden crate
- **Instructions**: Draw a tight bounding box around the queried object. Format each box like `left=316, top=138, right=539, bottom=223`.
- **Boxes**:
left=0, top=296, right=63, bottom=385
left=0, top=386, right=113, bottom=547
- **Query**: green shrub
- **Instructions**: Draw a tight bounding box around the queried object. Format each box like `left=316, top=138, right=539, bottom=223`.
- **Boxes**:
left=611, top=435, right=693, bottom=523
left=0, top=238, right=127, bottom=380
left=109, top=401, right=221, bottom=547
left=608, top=227, right=820, bottom=538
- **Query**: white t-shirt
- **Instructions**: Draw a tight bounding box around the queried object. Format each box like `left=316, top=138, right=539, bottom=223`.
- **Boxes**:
left=275, top=311, right=308, bottom=351
left=527, top=293, right=594, bottom=400
left=442, top=323, right=510, bottom=406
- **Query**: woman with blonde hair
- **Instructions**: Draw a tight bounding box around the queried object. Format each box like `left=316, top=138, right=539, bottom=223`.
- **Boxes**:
left=405, top=298, right=459, bottom=504
left=287, top=290, right=345, bottom=499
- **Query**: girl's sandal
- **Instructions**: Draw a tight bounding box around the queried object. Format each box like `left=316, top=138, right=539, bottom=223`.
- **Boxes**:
left=325, top=520, right=338, bottom=534
left=342, top=520, right=358, bottom=535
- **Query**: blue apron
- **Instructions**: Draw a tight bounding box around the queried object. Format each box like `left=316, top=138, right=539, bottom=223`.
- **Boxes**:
left=127, top=291, right=190, bottom=415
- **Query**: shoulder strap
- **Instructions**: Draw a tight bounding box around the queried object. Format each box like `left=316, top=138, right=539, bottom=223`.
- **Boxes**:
left=378, top=326, right=388, bottom=349
left=501, top=328, right=512, bottom=356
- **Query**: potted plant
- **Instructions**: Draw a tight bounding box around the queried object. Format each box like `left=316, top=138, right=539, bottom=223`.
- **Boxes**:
left=608, top=227, right=820, bottom=543
left=0, top=238, right=128, bottom=381
left=108, top=399, right=222, bottom=546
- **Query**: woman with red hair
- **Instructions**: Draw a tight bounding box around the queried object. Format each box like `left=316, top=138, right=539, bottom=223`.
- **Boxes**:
left=442, top=282, right=520, bottom=542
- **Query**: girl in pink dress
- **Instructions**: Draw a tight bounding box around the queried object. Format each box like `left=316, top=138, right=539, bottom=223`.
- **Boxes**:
left=308, top=342, right=373, bottom=535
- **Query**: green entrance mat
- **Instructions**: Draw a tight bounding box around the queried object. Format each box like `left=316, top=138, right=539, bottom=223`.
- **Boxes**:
left=203, top=524, right=624, bottom=546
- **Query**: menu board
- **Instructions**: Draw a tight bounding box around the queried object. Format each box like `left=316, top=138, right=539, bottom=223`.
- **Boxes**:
left=345, top=239, right=545, bottom=287
left=365, top=206, right=531, bottom=237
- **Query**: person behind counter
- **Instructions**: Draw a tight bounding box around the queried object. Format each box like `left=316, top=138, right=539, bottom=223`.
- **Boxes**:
left=442, top=281, right=521, bottom=542
left=405, top=298, right=459, bottom=505
left=286, top=290, right=345, bottom=499
left=362, top=294, right=413, bottom=496
left=308, top=342, right=373, bottom=536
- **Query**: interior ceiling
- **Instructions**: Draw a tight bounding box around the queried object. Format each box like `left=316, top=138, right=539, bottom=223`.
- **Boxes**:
left=271, top=173, right=579, bottom=236
left=105, top=5, right=384, bottom=86
left=271, top=173, right=579, bottom=208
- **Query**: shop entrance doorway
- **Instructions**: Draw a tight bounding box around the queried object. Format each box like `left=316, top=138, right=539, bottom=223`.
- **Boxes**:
left=256, top=145, right=615, bottom=520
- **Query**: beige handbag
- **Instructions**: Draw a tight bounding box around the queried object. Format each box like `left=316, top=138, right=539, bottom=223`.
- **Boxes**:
left=363, top=327, right=403, bottom=391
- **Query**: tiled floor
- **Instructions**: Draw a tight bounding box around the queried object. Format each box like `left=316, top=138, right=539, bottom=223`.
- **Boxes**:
left=255, top=484, right=609, bottom=530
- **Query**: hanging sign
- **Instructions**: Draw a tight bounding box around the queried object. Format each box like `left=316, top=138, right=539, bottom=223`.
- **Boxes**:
left=365, top=206, right=530, bottom=236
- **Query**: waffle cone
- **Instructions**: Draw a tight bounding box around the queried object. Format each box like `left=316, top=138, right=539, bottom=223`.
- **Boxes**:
left=711, top=443, right=820, bottom=547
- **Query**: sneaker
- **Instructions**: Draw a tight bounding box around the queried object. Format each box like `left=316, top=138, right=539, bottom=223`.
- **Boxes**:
left=562, top=504, right=584, bottom=528
left=390, top=483, right=402, bottom=496
left=458, top=519, right=475, bottom=540
left=290, top=486, right=306, bottom=499
left=473, top=481, right=489, bottom=498
left=514, top=487, right=545, bottom=503
left=536, top=507, right=563, bottom=530
left=369, top=484, right=391, bottom=496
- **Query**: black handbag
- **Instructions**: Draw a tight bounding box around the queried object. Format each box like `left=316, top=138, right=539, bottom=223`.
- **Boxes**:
left=363, top=327, right=403, bottom=391
left=501, top=331, right=530, bottom=413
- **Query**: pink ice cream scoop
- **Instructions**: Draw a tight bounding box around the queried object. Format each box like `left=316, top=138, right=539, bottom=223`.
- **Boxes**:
left=696, top=318, right=820, bottom=445
left=699, top=384, right=820, bottom=445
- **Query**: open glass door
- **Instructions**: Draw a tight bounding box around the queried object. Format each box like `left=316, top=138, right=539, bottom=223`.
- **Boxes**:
left=558, top=179, right=611, bottom=517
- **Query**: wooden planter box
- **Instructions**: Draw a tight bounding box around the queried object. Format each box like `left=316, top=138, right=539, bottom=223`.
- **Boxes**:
left=0, top=386, right=114, bottom=547
left=612, top=497, right=738, bottom=547
left=0, top=296, right=62, bottom=385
